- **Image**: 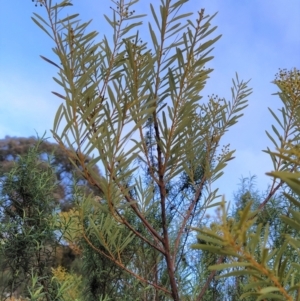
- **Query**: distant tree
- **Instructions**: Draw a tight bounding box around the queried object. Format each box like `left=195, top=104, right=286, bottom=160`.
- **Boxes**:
left=0, top=136, right=60, bottom=300
left=0, top=135, right=105, bottom=278
left=0, top=135, right=127, bottom=300
left=0, top=135, right=102, bottom=212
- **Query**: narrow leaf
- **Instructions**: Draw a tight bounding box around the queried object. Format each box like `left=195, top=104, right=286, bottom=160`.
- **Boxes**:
left=31, top=17, right=53, bottom=39
left=40, top=55, right=62, bottom=70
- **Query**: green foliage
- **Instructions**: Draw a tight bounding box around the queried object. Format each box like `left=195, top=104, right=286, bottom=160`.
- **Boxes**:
left=192, top=68, right=300, bottom=301
left=0, top=134, right=101, bottom=301
left=30, top=0, right=252, bottom=299
left=0, top=134, right=60, bottom=299
left=9, top=1, right=300, bottom=298
left=0, top=135, right=103, bottom=212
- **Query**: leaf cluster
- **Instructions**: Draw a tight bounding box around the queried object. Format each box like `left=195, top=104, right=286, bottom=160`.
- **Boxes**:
left=192, top=68, right=300, bottom=301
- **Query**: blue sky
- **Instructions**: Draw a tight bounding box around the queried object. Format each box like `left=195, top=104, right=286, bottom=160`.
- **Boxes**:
left=0, top=0, right=299, bottom=203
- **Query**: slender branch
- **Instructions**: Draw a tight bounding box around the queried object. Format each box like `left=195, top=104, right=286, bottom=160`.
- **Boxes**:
left=110, top=170, right=164, bottom=243
left=196, top=256, right=225, bottom=301
left=81, top=228, right=172, bottom=296
left=114, top=209, right=166, bottom=255
left=151, top=0, right=180, bottom=298
left=173, top=178, right=206, bottom=263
